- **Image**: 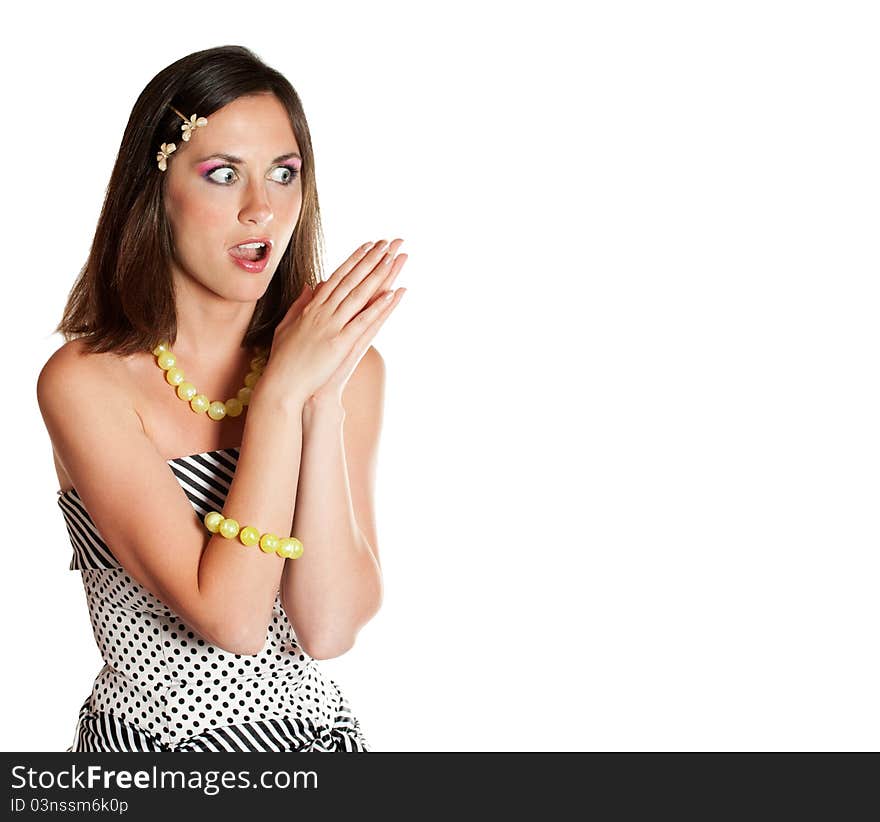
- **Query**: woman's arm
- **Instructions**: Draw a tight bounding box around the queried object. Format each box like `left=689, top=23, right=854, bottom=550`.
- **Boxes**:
left=38, top=345, right=310, bottom=656
left=195, top=375, right=310, bottom=653
left=280, top=346, right=386, bottom=659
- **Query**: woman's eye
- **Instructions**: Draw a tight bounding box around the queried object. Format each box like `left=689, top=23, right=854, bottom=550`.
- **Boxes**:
left=271, top=165, right=300, bottom=185
left=206, top=166, right=237, bottom=185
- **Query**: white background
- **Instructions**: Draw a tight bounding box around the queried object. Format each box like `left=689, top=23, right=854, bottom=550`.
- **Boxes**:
left=1, top=0, right=878, bottom=751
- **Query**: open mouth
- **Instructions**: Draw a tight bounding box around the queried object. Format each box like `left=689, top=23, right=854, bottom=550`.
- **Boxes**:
left=229, top=241, right=270, bottom=262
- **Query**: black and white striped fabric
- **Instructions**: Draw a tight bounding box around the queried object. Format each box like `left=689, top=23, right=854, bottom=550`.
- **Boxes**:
left=57, top=447, right=370, bottom=753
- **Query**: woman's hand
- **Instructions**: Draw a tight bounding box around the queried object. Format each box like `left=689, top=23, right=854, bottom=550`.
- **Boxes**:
left=259, top=239, right=407, bottom=409
left=309, top=238, right=407, bottom=407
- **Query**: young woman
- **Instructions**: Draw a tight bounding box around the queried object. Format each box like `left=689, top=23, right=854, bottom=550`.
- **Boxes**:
left=37, top=45, right=407, bottom=752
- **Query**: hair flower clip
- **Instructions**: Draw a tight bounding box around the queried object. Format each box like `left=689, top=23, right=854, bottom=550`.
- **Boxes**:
left=156, top=142, right=177, bottom=171
left=180, top=113, right=208, bottom=142
left=155, top=105, right=209, bottom=172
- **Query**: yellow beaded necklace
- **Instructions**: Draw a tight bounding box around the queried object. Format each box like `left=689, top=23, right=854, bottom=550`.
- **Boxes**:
left=152, top=341, right=268, bottom=421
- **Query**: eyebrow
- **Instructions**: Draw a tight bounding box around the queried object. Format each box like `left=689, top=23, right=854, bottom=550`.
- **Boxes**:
left=195, top=151, right=302, bottom=164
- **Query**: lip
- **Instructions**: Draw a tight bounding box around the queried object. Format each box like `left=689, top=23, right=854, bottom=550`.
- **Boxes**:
left=228, top=237, right=272, bottom=273
left=228, top=250, right=270, bottom=273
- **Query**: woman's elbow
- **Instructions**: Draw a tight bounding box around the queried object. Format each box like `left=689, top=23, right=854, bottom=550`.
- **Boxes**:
left=211, top=622, right=267, bottom=657
left=302, top=634, right=355, bottom=660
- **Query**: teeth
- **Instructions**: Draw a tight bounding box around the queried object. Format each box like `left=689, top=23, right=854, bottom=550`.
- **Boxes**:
left=237, top=242, right=266, bottom=249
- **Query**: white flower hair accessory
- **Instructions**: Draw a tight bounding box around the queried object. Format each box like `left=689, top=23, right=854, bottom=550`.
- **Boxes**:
left=180, top=112, right=208, bottom=141
left=156, top=142, right=177, bottom=171
left=156, top=105, right=209, bottom=171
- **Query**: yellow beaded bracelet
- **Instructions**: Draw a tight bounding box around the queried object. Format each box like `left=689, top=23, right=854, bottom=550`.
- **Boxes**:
left=203, top=511, right=304, bottom=559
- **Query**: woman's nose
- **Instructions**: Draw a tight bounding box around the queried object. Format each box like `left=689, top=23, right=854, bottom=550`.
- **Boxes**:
left=239, top=182, right=274, bottom=226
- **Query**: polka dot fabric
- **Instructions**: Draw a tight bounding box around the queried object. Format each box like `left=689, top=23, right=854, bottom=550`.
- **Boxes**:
left=57, top=447, right=370, bottom=752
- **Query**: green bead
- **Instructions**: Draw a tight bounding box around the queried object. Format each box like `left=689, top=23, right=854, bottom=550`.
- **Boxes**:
left=219, top=518, right=240, bottom=539
left=276, top=537, right=303, bottom=559
left=204, top=511, right=224, bottom=533
left=177, top=381, right=198, bottom=401
left=190, top=393, right=209, bottom=413
left=225, top=398, right=243, bottom=417
left=165, top=366, right=185, bottom=386
left=259, top=533, right=280, bottom=553
left=237, top=386, right=252, bottom=406
left=157, top=350, right=176, bottom=370
left=239, top=526, right=260, bottom=546
left=207, top=401, right=227, bottom=421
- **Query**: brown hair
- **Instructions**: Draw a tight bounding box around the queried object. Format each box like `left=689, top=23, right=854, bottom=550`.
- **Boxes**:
left=56, top=45, right=323, bottom=356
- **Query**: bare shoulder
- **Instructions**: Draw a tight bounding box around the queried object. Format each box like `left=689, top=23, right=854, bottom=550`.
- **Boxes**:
left=363, top=344, right=385, bottom=370
left=38, top=338, right=146, bottom=414
left=38, top=338, right=121, bottom=394
left=37, top=339, right=144, bottom=489
left=340, top=344, right=386, bottom=418
left=346, top=345, right=385, bottom=395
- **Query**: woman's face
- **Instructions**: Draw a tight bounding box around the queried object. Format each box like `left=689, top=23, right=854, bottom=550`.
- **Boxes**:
left=163, top=93, right=303, bottom=299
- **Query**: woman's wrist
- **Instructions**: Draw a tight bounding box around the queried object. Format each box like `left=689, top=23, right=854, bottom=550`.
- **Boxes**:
left=302, top=392, right=346, bottom=427
left=250, top=372, right=310, bottom=417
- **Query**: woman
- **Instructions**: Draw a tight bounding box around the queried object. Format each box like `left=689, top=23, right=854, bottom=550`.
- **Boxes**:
left=36, top=45, right=407, bottom=752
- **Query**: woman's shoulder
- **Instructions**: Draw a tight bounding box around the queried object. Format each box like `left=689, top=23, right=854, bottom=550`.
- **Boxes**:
left=42, top=338, right=103, bottom=372
left=40, top=338, right=140, bottom=378
left=38, top=339, right=139, bottom=408
left=37, top=340, right=148, bottom=494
